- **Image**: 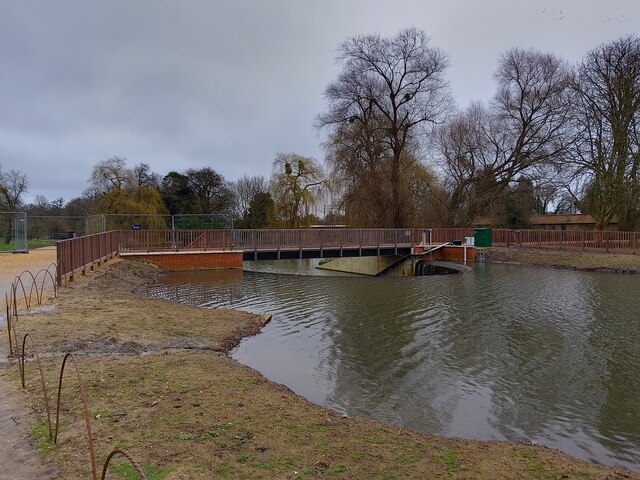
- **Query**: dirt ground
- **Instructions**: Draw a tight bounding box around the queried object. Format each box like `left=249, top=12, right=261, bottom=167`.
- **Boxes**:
left=0, top=247, right=60, bottom=480
left=0, top=247, right=57, bottom=297
left=485, top=246, right=640, bottom=273
left=1, top=249, right=639, bottom=479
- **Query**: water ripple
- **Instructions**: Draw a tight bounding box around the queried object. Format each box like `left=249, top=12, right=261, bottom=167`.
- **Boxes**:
left=143, top=262, right=640, bottom=472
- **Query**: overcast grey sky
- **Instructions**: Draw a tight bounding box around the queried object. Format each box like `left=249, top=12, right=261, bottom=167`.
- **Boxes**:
left=1, top=1, right=639, bottom=204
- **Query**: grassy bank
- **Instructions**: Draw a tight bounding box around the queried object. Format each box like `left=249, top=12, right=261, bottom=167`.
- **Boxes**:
left=3, top=259, right=638, bottom=479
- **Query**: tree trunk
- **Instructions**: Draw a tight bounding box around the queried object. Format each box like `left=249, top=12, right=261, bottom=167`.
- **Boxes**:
left=391, top=155, right=403, bottom=228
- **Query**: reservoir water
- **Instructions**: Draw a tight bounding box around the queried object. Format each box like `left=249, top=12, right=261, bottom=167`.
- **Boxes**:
left=144, top=260, right=640, bottom=471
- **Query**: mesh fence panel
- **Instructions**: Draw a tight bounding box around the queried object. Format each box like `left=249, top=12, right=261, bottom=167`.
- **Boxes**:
left=28, top=216, right=87, bottom=240
left=172, top=214, right=232, bottom=230
left=0, top=212, right=28, bottom=252
left=104, top=214, right=172, bottom=231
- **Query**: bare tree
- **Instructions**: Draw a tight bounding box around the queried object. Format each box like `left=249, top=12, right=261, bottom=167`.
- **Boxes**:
left=570, top=36, right=640, bottom=230
left=231, top=174, right=269, bottom=222
left=434, top=48, right=573, bottom=226
left=133, top=163, right=161, bottom=189
left=432, top=103, right=494, bottom=226
left=0, top=167, right=28, bottom=243
left=0, top=167, right=28, bottom=211
left=318, top=27, right=451, bottom=227
left=491, top=48, right=574, bottom=181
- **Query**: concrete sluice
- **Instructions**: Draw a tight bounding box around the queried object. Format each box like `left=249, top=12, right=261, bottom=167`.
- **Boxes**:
left=413, top=260, right=469, bottom=276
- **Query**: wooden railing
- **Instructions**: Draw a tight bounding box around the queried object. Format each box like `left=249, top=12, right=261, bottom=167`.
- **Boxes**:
left=230, top=228, right=422, bottom=250
left=56, top=231, right=120, bottom=285
left=56, top=227, right=640, bottom=285
left=430, top=228, right=640, bottom=253
left=118, top=228, right=422, bottom=251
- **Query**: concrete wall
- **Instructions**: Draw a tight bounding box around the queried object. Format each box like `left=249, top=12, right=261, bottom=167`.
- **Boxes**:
left=317, top=246, right=476, bottom=276
left=316, top=255, right=405, bottom=276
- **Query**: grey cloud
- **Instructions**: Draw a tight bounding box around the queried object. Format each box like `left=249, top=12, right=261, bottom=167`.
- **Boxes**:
left=0, top=0, right=638, bottom=203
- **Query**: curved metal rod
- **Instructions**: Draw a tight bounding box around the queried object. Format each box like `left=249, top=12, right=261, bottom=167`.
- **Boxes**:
left=18, top=270, right=39, bottom=309
left=100, top=449, right=148, bottom=480
left=54, top=353, right=98, bottom=480
left=5, top=293, right=14, bottom=356
left=20, top=334, right=53, bottom=441
left=8, top=292, right=20, bottom=357
left=34, top=268, right=57, bottom=304
left=12, top=276, right=30, bottom=311
left=9, top=284, right=18, bottom=318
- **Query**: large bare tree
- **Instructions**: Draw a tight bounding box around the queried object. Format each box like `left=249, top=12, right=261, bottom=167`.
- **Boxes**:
left=318, top=28, right=451, bottom=227
left=570, top=36, right=640, bottom=230
left=491, top=48, right=573, bottom=180
left=434, top=48, right=573, bottom=226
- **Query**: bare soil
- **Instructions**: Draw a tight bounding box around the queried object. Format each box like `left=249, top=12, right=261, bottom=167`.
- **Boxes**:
left=0, top=247, right=57, bottom=297
left=1, top=252, right=639, bottom=479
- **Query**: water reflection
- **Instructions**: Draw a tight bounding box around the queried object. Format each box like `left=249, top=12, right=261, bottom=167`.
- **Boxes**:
left=144, top=261, right=640, bottom=471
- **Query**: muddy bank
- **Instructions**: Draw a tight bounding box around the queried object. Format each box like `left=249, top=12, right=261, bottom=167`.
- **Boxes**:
left=0, top=367, right=60, bottom=480
left=485, top=246, right=640, bottom=273
left=3, top=259, right=638, bottom=479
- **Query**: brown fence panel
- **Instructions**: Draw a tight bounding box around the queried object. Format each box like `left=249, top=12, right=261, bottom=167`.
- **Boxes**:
left=227, top=229, right=420, bottom=252
left=430, top=228, right=475, bottom=244
left=467, top=228, right=640, bottom=253
left=56, top=231, right=120, bottom=286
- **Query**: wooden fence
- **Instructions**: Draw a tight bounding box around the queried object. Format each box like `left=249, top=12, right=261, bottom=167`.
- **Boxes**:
left=56, top=231, right=120, bottom=285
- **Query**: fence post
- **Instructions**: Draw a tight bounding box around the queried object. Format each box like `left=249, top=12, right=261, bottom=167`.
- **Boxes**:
left=56, top=242, right=63, bottom=287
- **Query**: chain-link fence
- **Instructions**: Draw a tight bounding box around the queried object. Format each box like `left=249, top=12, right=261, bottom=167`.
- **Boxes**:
left=28, top=215, right=88, bottom=240
left=86, top=214, right=172, bottom=234
left=0, top=212, right=28, bottom=252
left=0, top=213, right=234, bottom=249
left=86, top=213, right=232, bottom=234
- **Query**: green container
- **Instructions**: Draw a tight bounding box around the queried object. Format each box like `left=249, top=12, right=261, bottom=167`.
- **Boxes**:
left=474, top=228, right=492, bottom=247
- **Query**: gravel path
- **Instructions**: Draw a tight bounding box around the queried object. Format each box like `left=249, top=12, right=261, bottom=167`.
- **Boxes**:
left=0, top=246, right=59, bottom=479
left=0, top=247, right=57, bottom=300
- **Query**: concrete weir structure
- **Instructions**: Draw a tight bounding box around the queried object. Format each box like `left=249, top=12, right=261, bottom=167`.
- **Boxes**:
left=318, top=244, right=476, bottom=277
left=316, top=255, right=406, bottom=276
